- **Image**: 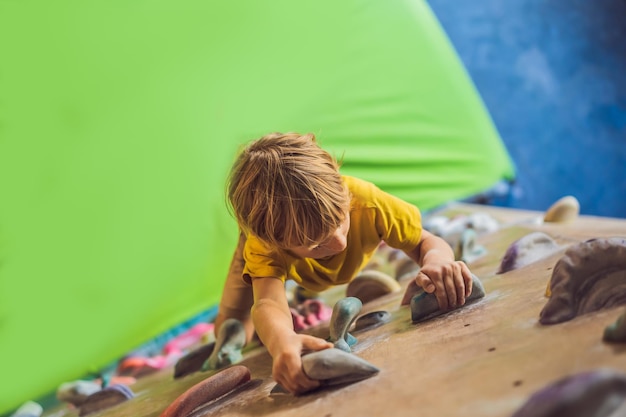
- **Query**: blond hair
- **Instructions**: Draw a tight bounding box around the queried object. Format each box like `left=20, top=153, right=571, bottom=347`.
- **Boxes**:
left=227, top=132, right=349, bottom=249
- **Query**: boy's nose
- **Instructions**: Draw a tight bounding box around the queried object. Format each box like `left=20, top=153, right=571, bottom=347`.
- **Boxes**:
left=328, top=232, right=347, bottom=252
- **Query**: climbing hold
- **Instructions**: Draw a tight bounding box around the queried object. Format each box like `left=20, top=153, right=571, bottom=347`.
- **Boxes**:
left=511, top=369, right=626, bottom=417
left=271, top=348, right=379, bottom=394
left=9, top=401, right=42, bottom=417
left=56, top=380, right=102, bottom=407
left=163, top=322, right=214, bottom=355
left=543, top=195, right=580, bottom=223
left=540, top=237, right=626, bottom=325
left=202, top=318, right=246, bottom=371
left=301, top=299, right=333, bottom=327
left=423, top=212, right=499, bottom=238
left=302, top=348, right=379, bottom=385
left=160, top=365, right=251, bottom=417
left=173, top=342, right=215, bottom=379
left=354, top=310, right=391, bottom=332
left=394, top=258, right=420, bottom=282
left=328, top=297, right=362, bottom=352
left=291, top=299, right=334, bottom=332
left=384, top=248, right=419, bottom=281
left=294, top=286, right=321, bottom=304
left=117, top=352, right=181, bottom=378
left=346, top=270, right=401, bottom=304
left=79, top=384, right=134, bottom=416
left=497, top=232, right=561, bottom=274
left=291, top=307, right=309, bottom=332
left=406, top=274, right=486, bottom=323
left=454, top=227, right=487, bottom=264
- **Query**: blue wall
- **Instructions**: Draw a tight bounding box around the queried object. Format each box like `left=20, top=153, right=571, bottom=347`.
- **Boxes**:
left=428, top=0, right=626, bottom=218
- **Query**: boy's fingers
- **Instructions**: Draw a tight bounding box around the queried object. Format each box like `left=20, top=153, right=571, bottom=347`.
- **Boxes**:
left=435, top=290, right=449, bottom=311
left=443, top=274, right=458, bottom=309
left=417, top=271, right=449, bottom=310
left=462, top=264, right=473, bottom=297
left=300, top=335, right=333, bottom=352
left=416, top=272, right=436, bottom=293
left=289, top=373, right=320, bottom=395
left=274, top=353, right=319, bottom=395
left=453, top=272, right=466, bottom=306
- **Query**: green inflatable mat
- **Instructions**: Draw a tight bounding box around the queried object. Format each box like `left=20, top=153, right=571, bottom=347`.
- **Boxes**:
left=0, top=0, right=514, bottom=413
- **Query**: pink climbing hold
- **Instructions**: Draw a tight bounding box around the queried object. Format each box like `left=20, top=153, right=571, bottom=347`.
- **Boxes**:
left=163, top=323, right=214, bottom=355
left=291, top=299, right=333, bottom=331
left=118, top=352, right=182, bottom=377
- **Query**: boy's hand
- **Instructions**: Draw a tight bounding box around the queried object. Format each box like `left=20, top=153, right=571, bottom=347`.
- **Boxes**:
left=250, top=278, right=333, bottom=395
left=415, top=260, right=473, bottom=311
left=271, top=334, right=333, bottom=395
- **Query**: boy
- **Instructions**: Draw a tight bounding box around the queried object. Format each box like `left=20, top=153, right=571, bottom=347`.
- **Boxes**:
left=215, top=132, right=473, bottom=394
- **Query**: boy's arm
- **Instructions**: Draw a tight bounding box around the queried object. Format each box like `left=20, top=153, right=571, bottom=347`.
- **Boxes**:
left=251, top=277, right=332, bottom=394
left=215, top=233, right=256, bottom=342
left=405, top=229, right=473, bottom=311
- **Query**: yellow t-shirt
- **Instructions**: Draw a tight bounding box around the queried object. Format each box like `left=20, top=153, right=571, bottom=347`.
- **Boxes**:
left=242, top=175, right=422, bottom=292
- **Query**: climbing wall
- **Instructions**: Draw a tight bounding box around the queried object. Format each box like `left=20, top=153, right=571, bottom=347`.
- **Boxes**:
left=0, top=1, right=515, bottom=411
left=41, top=204, right=626, bottom=417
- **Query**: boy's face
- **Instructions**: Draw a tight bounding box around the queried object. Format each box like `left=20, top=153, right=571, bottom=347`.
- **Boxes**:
left=290, top=212, right=350, bottom=260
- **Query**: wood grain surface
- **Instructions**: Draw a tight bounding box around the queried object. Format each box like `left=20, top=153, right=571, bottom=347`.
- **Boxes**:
left=43, top=203, right=626, bottom=417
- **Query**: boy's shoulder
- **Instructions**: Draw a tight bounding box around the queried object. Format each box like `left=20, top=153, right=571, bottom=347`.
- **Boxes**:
left=343, top=174, right=375, bottom=193
left=343, top=175, right=385, bottom=208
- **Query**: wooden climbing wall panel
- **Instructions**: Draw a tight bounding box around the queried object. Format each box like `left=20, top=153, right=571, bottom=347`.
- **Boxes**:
left=44, top=204, right=626, bottom=417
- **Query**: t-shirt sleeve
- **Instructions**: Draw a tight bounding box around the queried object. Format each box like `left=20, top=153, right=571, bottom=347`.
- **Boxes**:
left=241, top=234, right=287, bottom=284
left=371, top=184, right=423, bottom=252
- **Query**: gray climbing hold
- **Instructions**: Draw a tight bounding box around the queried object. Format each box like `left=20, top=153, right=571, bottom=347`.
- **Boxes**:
left=388, top=250, right=419, bottom=282
left=302, top=348, right=379, bottom=386
left=271, top=348, right=380, bottom=394
left=354, top=311, right=391, bottom=332
left=174, top=341, right=215, bottom=378
left=540, top=237, right=626, bottom=325
left=454, top=228, right=486, bottom=264
left=409, top=274, right=486, bottom=323
left=202, top=318, right=246, bottom=371
left=329, top=297, right=362, bottom=352
left=511, top=369, right=626, bottom=417
left=497, top=232, right=561, bottom=274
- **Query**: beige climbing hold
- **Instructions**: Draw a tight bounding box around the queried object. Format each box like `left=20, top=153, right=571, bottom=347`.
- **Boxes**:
left=346, top=270, right=401, bottom=304
left=543, top=196, right=580, bottom=223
